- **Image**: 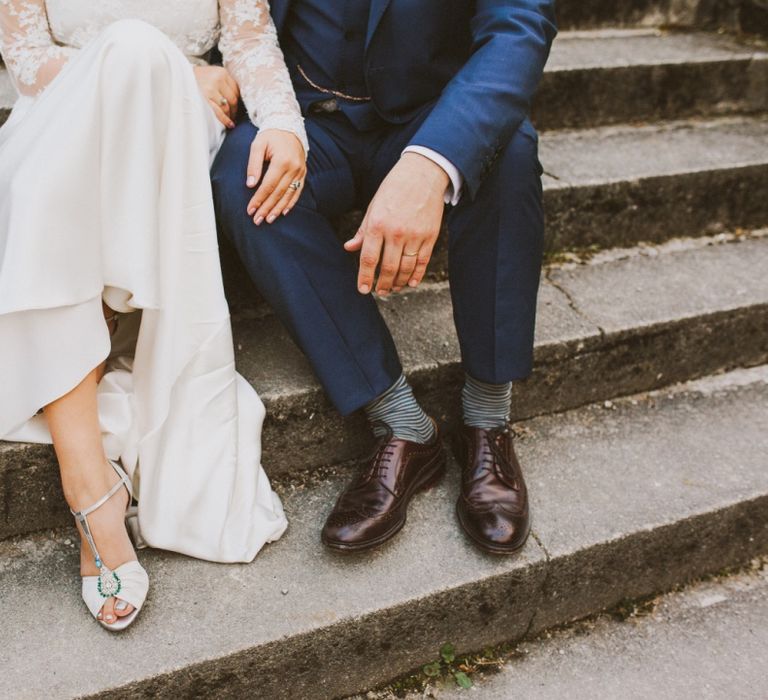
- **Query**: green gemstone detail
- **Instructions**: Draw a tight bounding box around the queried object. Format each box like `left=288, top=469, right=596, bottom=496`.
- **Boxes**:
left=97, top=569, right=122, bottom=598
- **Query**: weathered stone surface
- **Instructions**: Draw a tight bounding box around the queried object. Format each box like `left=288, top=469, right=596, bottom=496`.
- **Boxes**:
left=524, top=368, right=768, bottom=633
left=0, top=442, right=68, bottom=541
left=555, top=0, right=715, bottom=30
left=1, top=367, right=767, bottom=699
left=541, top=117, right=768, bottom=251
left=536, top=29, right=768, bottom=129
left=3, top=236, right=767, bottom=540
left=425, top=557, right=768, bottom=700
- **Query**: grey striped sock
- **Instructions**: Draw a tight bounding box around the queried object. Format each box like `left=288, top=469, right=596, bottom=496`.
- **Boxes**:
left=365, top=374, right=436, bottom=444
left=462, top=374, right=512, bottom=429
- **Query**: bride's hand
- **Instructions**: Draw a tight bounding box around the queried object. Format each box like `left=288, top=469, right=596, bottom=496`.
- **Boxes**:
left=193, top=65, right=239, bottom=129
left=245, top=130, right=307, bottom=225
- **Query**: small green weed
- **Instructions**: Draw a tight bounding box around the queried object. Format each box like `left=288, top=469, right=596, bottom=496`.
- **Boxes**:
left=421, top=642, right=473, bottom=689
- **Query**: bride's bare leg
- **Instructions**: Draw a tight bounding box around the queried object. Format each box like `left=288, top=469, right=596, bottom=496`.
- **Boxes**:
left=43, top=309, right=136, bottom=625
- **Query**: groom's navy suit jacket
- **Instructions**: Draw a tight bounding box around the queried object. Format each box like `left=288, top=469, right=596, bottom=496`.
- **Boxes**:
left=269, top=0, right=557, bottom=198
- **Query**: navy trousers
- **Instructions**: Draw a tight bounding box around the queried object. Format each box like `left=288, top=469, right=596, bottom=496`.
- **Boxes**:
left=211, top=109, right=544, bottom=416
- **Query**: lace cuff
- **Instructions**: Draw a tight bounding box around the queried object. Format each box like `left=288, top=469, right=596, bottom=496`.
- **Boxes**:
left=219, top=0, right=308, bottom=156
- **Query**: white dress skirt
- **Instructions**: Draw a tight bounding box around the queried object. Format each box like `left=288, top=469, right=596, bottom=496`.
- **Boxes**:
left=0, top=20, right=288, bottom=563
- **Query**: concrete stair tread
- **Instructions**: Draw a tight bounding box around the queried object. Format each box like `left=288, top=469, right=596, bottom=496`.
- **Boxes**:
left=547, top=28, right=767, bottom=71
left=2, top=234, right=767, bottom=541
left=414, top=558, right=768, bottom=700
left=539, top=115, right=768, bottom=189
left=2, top=366, right=767, bottom=699
left=237, top=234, right=768, bottom=403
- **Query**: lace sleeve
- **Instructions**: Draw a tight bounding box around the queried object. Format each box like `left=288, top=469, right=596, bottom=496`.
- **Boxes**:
left=219, top=0, right=308, bottom=155
left=0, top=0, right=76, bottom=96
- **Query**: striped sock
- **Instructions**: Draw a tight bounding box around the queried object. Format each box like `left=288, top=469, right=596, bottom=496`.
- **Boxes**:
left=462, top=374, right=512, bottom=429
left=365, top=374, right=436, bottom=444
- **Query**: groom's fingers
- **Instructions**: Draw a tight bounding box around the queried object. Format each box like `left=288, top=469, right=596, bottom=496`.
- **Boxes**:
left=357, top=225, right=383, bottom=295
left=393, top=242, right=420, bottom=291
left=407, top=242, right=435, bottom=288
left=344, top=226, right=365, bottom=252
left=375, top=234, right=405, bottom=297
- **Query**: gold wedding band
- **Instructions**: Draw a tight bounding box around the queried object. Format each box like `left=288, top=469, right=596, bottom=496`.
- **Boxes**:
left=402, top=251, right=419, bottom=257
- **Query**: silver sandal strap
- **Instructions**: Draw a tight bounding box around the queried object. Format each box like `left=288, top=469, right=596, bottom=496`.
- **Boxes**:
left=69, top=461, right=132, bottom=570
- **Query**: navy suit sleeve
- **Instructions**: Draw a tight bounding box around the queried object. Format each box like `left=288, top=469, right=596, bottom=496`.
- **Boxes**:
left=407, top=0, right=556, bottom=198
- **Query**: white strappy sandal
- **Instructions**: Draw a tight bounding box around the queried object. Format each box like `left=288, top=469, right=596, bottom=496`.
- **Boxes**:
left=70, top=459, right=149, bottom=631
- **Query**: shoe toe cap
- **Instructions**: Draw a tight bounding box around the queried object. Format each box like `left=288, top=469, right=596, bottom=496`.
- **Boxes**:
left=458, top=502, right=529, bottom=551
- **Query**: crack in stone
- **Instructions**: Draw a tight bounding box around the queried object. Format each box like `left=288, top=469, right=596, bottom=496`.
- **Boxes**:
left=545, top=267, right=607, bottom=338
left=523, top=529, right=553, bottom=640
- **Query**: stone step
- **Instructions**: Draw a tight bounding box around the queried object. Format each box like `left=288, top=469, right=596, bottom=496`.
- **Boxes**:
left=3, top=233, right=767, bottom=541
left=3, top=29, right=767, bottom=134
left=535, top=29, right=768, bottom=130
left=554, top=0, right=720, bottom=30
left=221, top=113, right=768, bottom=312
left=2, top=366, right=767, bottom=699
left=380, top=556, right=768, bottom=699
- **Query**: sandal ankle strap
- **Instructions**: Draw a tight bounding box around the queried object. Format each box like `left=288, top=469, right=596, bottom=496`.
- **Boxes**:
left=69, top=460, right=132, bottom=519
left=70, top=460, right=133, bottom=596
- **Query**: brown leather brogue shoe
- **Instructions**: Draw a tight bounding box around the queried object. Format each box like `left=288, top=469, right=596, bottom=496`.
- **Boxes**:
left=454, top=425, right=530, bottom=554
left=322, top=423, right=446, bottom=552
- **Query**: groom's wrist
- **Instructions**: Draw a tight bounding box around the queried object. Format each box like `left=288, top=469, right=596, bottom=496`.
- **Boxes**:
left=399, top=152, right=451, bottom=195
left=402, top=146, right=464, bottom=205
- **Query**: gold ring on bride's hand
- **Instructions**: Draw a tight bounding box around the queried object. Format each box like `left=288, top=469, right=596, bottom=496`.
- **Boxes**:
left=289, top=181, right=303, bottom=191
left=402, top=251, right=419, bottom=257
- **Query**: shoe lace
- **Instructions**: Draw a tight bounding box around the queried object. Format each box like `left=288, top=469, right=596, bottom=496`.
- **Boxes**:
left=473, top=426, right=518, bottom=485
left=365, top=422, right=397, bottom=482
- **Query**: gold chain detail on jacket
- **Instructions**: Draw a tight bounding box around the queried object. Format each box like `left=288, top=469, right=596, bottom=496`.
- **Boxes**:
left=296, top=64, right=372, bottom=102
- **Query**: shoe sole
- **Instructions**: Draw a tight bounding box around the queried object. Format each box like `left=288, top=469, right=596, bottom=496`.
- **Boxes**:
left=455, top=503, right=532, bottom=555
left=322, top=449, right=447, bottom=553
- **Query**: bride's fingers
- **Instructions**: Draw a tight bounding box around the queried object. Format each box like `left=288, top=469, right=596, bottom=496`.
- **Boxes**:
left=208, top=99, right=234, bottom=129
left=218, top=81, right=239, bottom=115
left=282, top=173, right=306, bottom=216
left=249, top=164, right=285, bottom=223
left=223, top=73, right=240, bottom=110
left=246, top=139, right=268, bottom=190
left=259, top=173, right=295, bottom=224
left=270, top=173, right=304, bottom=221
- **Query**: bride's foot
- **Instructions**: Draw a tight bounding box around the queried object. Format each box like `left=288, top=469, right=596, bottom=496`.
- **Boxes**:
left=68, top=461, right=138, bottom=626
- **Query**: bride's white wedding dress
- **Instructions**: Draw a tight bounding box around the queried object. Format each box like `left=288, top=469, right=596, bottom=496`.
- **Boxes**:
left=0, top=0, right=306, bottom=562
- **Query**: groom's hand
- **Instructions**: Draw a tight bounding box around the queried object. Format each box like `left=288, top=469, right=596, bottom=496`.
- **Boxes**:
left=344, top=153, right=449, bottom=295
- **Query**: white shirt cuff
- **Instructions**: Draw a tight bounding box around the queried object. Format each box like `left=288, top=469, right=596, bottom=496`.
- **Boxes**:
left=402, top=146, right=463, bottom=206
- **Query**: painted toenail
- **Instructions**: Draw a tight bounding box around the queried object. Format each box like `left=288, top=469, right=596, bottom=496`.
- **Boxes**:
left=115, top=600, right=128, bottom=611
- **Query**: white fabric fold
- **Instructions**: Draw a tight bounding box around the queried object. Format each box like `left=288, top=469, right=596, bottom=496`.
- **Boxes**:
left=0, top=19, right=287, bottom=563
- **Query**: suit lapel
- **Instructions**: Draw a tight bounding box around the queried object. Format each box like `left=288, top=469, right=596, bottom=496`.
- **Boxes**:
left=366, top=0, right=393, bottom=50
